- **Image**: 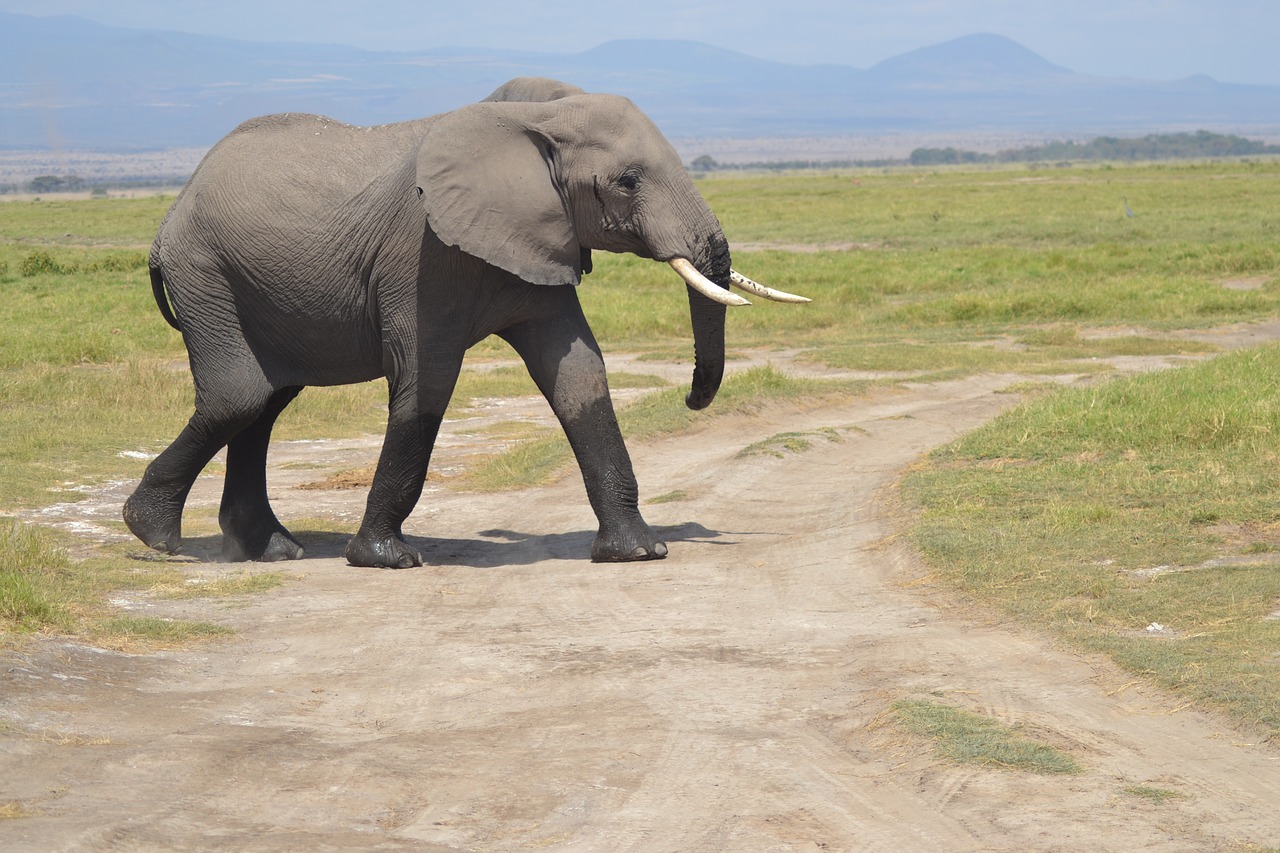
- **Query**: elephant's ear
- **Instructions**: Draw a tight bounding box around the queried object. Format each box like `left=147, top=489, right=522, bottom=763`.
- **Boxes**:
left=416, top=103, right=581, bottom=287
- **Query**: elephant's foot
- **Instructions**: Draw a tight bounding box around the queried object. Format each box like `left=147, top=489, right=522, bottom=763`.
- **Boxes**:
left=345, top=530, right=423, bottom=569
left=122, top=488, right=184, bottom=555
left=220, top=523, right=304, bottom=563
left=591, top=518, right=667, bottom=562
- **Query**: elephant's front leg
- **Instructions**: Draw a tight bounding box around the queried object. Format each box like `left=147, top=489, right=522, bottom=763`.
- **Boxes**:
left=345, top=356, right=463, bottom=569
left=501, top=309, right=667, bottom=562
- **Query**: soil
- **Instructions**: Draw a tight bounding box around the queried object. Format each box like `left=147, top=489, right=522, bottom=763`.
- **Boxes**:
left=4, top=338, right=1280, bottom=852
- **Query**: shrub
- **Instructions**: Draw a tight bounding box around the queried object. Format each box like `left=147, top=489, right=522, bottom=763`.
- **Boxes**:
left=20, top=251, right=68, bottom=276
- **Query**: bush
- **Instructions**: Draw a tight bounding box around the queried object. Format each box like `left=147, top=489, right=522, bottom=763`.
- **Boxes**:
left=93, top=252, right=147, bottom=272
left=20, top=251, right=67, bottom=276
left=17, top=250, right=146, bottom=277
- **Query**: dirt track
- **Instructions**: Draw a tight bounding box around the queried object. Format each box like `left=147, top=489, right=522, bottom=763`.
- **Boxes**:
left=4, top=350, right=1280, bottom=851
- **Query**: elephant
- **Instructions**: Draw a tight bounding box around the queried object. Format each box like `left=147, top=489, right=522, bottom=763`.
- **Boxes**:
left=482, top=75, right=587, bottom=103
left=122, top=77, right=808, bottom=569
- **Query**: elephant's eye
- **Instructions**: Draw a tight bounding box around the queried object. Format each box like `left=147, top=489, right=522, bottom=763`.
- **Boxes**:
left=618, top=172, right=640, bottom=192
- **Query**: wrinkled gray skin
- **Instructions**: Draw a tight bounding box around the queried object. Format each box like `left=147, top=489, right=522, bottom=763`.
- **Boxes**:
left=123, top=78, right=734, bottom=568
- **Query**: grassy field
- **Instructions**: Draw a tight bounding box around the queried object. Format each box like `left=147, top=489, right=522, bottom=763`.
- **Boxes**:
left=2, top=162, right=1280, bottom=735
left=904, top=345, right=1280, bottom=734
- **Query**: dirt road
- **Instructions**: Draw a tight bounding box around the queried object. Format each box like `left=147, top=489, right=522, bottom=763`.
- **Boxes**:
left=4, top=354, right=1280, bottom=851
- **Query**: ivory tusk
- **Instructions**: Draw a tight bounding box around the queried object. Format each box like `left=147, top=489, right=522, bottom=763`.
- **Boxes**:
left=668, top=258, right=751, bottom=306
left=730, top=270, right=812, bottom=304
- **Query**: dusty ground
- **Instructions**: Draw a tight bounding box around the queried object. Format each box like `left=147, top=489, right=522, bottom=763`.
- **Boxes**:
left=4, top=341, right=1280, bottom=852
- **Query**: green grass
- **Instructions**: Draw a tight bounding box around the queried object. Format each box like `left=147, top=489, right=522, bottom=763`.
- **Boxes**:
left=149, top=570, right=289, bottom=600
left=458, top=430, right=572, bottom=492
left=905, top=345, right=1280, bottom=734
left=92, top=615, right=233, bottom=646
left=1122, top=785, right=1186, bottom=803
left=809, top=329, right=1218, bottom=377
left=737, top=427, right=843, bottom=458
left=891, top=698, right=1082, bottom=773
left=1, top=518, right=283, bottom=645
left=1, top=519, right=71, bottom=631
left=448, top=364, right=667, bottom=409
left=645, top=489, right=691, bottom=504
left=458, top=366, right=872, bottom=490
left=0, top=195, right=170, bottom=246
left=1, top=256, right=175, bottom=368
left=698, top=161, right=1280, bottom=252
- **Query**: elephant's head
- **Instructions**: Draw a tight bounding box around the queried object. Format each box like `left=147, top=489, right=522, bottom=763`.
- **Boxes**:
left=416, top=83, right=807, bottom=410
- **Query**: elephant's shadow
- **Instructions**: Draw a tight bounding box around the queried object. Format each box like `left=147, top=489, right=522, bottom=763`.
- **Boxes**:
left=172, top=522, right=734, bottom=567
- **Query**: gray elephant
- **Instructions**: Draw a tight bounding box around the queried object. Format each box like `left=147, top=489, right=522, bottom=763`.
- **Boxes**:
left=123, top=77, right=807, bottom=568
left=482, top=75, right=588, bottom=103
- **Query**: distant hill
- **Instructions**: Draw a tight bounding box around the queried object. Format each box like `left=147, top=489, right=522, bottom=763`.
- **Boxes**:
left=3, top=12, right=1279, bottom=152
left=868, top=33, right=1072, bottom=83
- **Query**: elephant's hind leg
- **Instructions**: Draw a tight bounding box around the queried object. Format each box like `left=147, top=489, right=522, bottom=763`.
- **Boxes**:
left=123, top=380, right=278, bottom=558
left=124, top=409, right=254, bottom=556
left=218, top=386, right=304, bottom=562
left=123, top=425, right=208, bottom=555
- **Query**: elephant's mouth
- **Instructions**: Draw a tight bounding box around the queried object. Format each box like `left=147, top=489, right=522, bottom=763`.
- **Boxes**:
left=667, top=258, right=811, bottom=305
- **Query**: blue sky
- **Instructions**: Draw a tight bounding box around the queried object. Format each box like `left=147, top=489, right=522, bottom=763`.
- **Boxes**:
left=4, top=0, right=1276, bottom=86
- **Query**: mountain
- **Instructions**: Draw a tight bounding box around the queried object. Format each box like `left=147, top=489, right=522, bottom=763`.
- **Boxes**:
left=2, top=12, right=1278, bottom=153
left=868, top=33, right=1072, bottom=84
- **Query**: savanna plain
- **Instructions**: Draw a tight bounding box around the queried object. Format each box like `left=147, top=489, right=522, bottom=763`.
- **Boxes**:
left=3, top=162, right=1280, bottom=850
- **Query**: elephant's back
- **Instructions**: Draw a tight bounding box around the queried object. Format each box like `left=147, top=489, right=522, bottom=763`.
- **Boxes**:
left=226, top=112, right=430, bottom=152
left=181, top=113, right=431, bottom=211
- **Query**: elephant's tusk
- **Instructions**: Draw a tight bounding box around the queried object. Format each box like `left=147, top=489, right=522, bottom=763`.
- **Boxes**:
left=669, top=258, right=751, bottom=307
left=729, top=270, right=812, bottom=303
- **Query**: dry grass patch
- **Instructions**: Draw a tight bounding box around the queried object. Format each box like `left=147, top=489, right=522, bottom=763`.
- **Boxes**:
left=1, top=800, right=33, bottom=820
left=296, top=465, right=379, bottom=491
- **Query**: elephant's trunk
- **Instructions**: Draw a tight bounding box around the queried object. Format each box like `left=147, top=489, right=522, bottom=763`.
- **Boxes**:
left=657, top=199, right=809, bottom=411
left=685, top=286, right=727, bottom=410
left=682, top=231, right=733, bottom=411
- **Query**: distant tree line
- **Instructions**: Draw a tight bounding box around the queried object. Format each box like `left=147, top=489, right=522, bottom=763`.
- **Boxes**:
left=686, top=131, right=1280, bottom=173
left=0, top=174, right=93, bottom=195
left=0, top=174, right=190, bottom=196
left=909, top=131, right=1280, bottom=166
left=28, top=174, right=88, bottom=193
left=689, top=154, right=902, bottom=173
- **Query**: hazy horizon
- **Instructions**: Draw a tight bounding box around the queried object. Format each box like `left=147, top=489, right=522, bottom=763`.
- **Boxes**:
left=1, top=0, right=1276, bottom=87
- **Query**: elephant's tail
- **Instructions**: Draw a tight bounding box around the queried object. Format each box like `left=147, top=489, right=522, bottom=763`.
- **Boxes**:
left=148, top=258, right=181, bottom=331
